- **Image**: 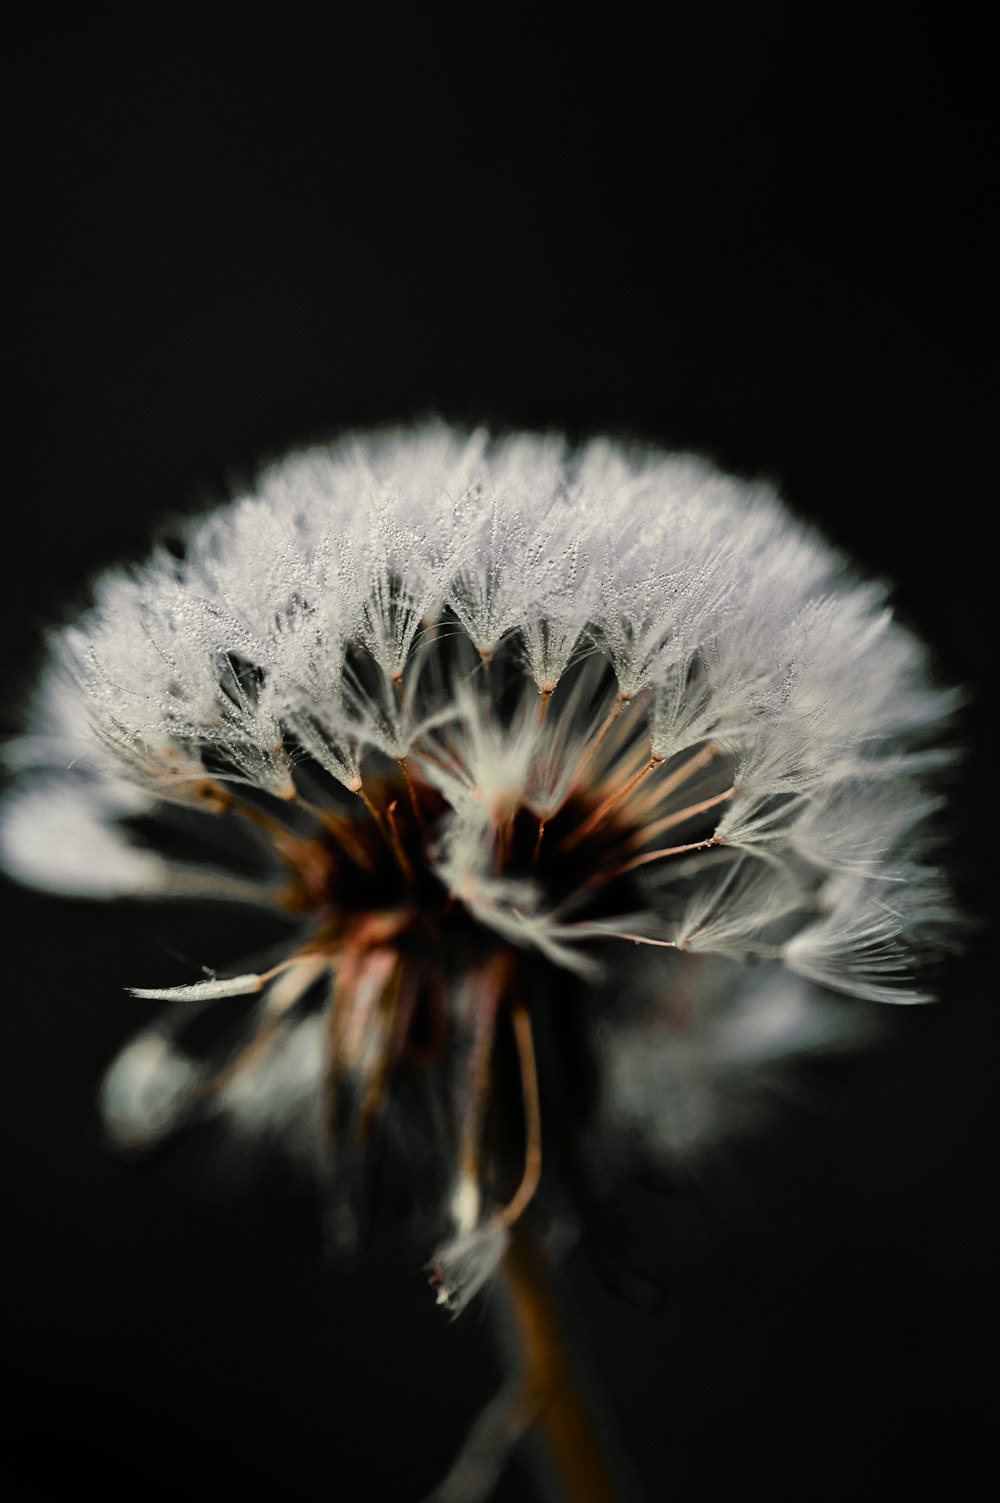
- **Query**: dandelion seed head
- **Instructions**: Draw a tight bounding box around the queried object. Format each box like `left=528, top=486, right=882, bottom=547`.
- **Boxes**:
left=1, top=423, right=958, bottom=1305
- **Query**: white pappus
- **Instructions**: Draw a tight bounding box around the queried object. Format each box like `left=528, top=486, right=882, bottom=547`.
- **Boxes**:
left=0, top=423, right=959, bottom=1321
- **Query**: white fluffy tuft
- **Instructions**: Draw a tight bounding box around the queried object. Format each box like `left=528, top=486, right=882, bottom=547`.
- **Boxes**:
left=1, top=425, right=959, bottom=1191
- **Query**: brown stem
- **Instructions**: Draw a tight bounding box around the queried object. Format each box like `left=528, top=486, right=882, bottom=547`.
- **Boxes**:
left=426, top=1225, right=631, bottom=1503
left=385, top=799, right=415, bottom=884
left=499, top=1002, right=542, bottom=1229
left=358, top=784, right=389, bottom=834
left=200, top=954, right=332, bottom=1094
left=533, top=817, right=547, bottom=868
left=647, top=738, right=721, bottom=803
left=563, top=755, right=663, bottom=851
left=572, top=690, right=630, bottom=785
left=622, top=784, right=737, bottom=850
left=398, top=755, right=427, bottom=831
left=456, top=961, right=506, bottom=1190
left=215, top=783, right=322, bottom=872
left=501, top=1225, right=627, bottom=1503
left=596, top=833, right=725, bottom=884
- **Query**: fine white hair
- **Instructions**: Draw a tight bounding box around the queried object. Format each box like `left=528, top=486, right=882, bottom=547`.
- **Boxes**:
left=1, top=424, right=959, bottom=1189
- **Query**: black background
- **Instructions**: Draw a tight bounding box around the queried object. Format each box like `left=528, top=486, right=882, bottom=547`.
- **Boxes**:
left=3, top=6, right=994, bottom=1501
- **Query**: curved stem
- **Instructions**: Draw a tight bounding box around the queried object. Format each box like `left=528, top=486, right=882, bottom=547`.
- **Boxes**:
left=563, top=754, right=663, bottom=852
left=426, top=1226, right=635, bottom=1503
left=502, top=1226, right=630, bottom=1503
left=500, top=1002, right=542, bottom=1230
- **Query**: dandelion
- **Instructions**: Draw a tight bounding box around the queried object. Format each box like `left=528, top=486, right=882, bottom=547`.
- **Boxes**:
left=0, top=424, right=958, bottom=1501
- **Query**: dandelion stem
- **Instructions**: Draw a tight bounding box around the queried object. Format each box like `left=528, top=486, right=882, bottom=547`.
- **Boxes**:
left=385, top=799, right=415, bottom=884
left=359, top=956, right=405, bottom=1136
left=564, top=754, right=664, bottom=851
left=533, top=817, right=546, bottom=867
left=126, top=950, right=332, bottom=1002
left=625, top=784, right=737, bottom=849
left=650, top=738, right=721, bottom=803
left=574, top=690, right=630, bottom=781
left=359, top=783, right=415, bottom=879
left=456, top=961, right=505, bottom=1194
left=496, top=815, right=510, bottom=872
left=397, top=756, right=426, bottom=831
left=585, top=834, right=723, bottom=887
left=214, top=783, right=320, bottom=868
left=501, top=1225, right=627, bottom=1503
left=200, top=955, right=332, bottom=1093
left=358, top=785, right=386, bottom=830
left=500, top=1001, right=542, bottom=1230
left=384, top=960, right=421, bottom=1073
left=582, top=928, right=678, bottom=950
left=429, top=1226, right=627, bottom=1502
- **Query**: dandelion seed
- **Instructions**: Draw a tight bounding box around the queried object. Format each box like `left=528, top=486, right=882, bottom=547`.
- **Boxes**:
left=0, top=423, right=959, bottom=1502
